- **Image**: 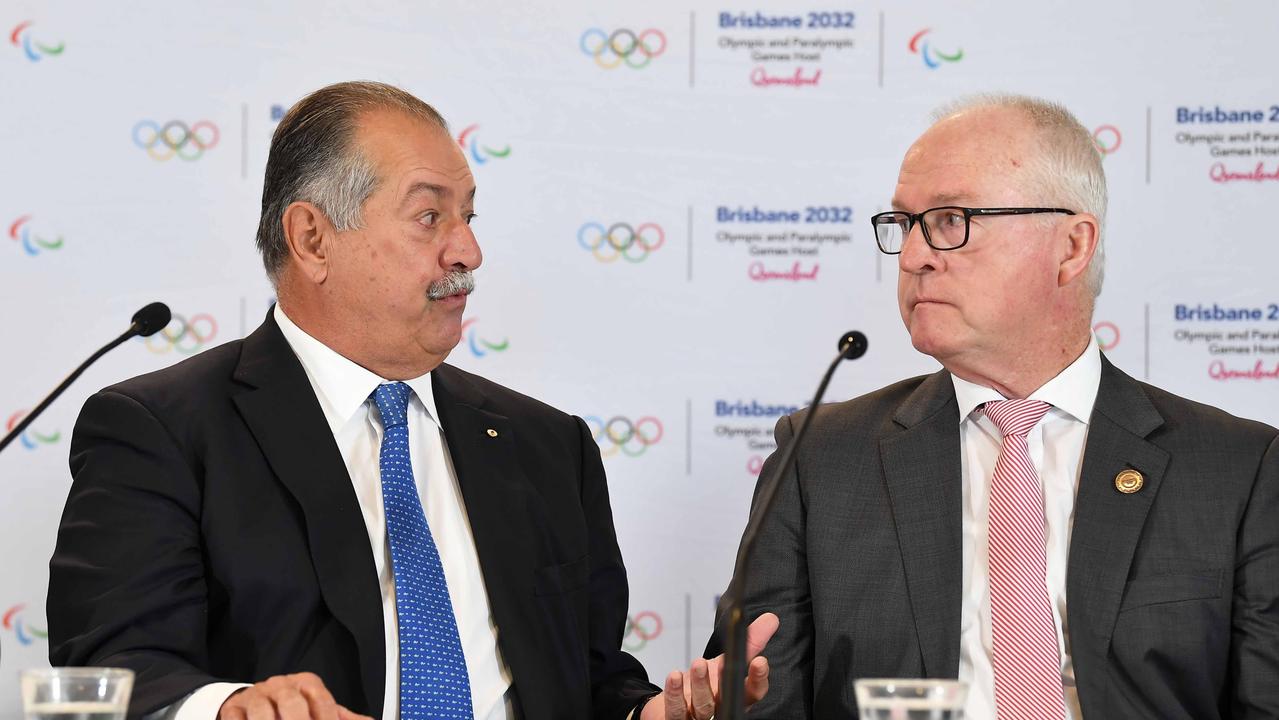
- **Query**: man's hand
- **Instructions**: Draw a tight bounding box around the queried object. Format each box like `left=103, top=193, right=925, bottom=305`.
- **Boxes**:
left=217, top=673, right=373, bottom=720
left=641, top=612, right=779, bottom=720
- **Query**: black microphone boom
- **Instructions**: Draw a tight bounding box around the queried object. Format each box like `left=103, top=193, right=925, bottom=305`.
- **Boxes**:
left=718, top=330, right=868, bottom=718
left=0, top=302, right=171, bottom=455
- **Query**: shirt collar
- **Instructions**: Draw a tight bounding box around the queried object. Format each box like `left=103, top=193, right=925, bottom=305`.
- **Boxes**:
left=273, top=304, right=443, bottom=435
left=950, top=334, right=1102, bottom=425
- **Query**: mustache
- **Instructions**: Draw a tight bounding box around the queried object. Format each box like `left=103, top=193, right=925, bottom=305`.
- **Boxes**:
left=427, top=270, right=475, bottom=300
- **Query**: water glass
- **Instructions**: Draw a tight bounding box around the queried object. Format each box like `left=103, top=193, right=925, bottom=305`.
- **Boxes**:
left=20, top=667, right=134, bottom=720
left=854, top=678, right=967, bottom=720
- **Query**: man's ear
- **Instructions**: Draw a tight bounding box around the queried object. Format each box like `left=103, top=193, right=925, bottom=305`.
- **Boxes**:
left=281, top=201, right=334, bottom=285
left=1058, top=213, right=1099, bottom=289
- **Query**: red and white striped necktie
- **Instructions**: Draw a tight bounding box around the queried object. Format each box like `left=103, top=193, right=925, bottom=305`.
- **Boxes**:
left=983, top=399, right=1066, bottom=719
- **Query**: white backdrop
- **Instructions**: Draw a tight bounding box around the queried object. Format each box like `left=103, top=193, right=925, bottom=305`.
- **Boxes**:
left=3, top=0, right=1278, bottom=711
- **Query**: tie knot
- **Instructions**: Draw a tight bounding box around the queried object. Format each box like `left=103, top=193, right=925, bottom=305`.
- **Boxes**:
left=983, top=398, right=1051, bottom=438
left=371, top=382, right=412, bottom=428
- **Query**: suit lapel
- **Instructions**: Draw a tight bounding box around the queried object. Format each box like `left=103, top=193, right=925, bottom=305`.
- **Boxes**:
left=878, top=371, right=964, bottom=677
left=231, top=316, right=385, bottom=714
left=1067, top=357, right=1169, bottom=694
left=431, top=366, right=542, bottom=697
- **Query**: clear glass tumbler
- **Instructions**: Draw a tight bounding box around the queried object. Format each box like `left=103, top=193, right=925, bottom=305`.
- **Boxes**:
left=20, top=667, right=134, bottom=720
left=854, top=678, right=968, bottom=720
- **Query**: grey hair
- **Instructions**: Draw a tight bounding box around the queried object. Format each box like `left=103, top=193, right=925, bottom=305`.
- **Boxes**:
left=255, top=81, right=449, bottom=282
left=931, top=93, right=1108, bottom=297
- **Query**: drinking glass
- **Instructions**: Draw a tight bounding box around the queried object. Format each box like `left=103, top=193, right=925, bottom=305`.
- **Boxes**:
left=854, top=678, right=967, bottom=720
left=20, top=667, right=134, bottom=720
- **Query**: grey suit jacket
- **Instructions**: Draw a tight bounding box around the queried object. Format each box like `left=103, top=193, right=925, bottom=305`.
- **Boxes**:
left=711, top=356, right=1279, bottom=718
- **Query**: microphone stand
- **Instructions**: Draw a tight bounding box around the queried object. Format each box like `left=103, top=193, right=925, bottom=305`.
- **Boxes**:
left=718, top=331, right=867, bottom=719
left=0, top=304, right=170, bottom=455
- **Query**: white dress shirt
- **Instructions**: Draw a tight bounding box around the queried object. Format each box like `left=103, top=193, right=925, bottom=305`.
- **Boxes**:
left=163, top=306, right=515, bottom=720
left=952, top=336, right=1101, bottom=720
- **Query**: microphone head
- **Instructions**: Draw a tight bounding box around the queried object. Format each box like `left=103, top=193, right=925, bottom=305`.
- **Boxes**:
left=838, top=330, right=868, bottom=360
left=132, top=302, right=172, bottom=337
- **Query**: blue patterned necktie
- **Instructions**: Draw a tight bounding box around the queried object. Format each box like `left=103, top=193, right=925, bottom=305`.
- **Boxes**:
left=371, top=382, right=473, bottom=719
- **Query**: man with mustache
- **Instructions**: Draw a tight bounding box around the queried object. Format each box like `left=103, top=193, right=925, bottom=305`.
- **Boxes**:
left=713, top=94, right=1279, bottom=717
left=48, top=82, right=775, bottom=720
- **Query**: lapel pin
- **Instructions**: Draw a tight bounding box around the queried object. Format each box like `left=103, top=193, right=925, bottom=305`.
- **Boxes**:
left=486, top=428, right=499, bottom=438
left=1115, top=469, right=1144, bottom=494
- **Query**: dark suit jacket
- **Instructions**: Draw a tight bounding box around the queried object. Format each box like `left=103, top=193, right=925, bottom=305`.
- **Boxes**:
left=710, top=357, right=1279, bottom=718
left=48, top=314, right=659, bottom=719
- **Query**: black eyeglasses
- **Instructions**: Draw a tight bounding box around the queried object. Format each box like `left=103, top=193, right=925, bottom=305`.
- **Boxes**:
left=870, top=206, right=1076, bottom=254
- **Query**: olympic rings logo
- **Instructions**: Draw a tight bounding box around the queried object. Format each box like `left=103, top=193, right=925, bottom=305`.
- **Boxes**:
left=909, top=28, right=963, bottom=69
left=584, top=415, right=663, bottom=457
left=747, top=455, right=764, bottom=476
left=5, top=411, right=59, bottom=450
left=9, top=215, right=63, bottom=256
left=623, top=611, right=663, bottom=652
left=144, top=313, right=218, bottom=355
left=10, top=21, right=64, bottom=62
left=132, top=120, right=220, bottom=161
left=2, top=604, right=48, bottom=646
left=579, top=28, right=666, bottom=69
left=577, top=222, right=665, bottom=263
left=1093, top=125, right=1122, bottom=156
left=1093, top=320, right=1120, bottom=351
left=459, top=319, right=510, bottom=358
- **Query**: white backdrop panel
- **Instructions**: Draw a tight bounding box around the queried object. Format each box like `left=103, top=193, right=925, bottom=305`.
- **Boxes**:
left=2, top=0, right=1277, bottom=709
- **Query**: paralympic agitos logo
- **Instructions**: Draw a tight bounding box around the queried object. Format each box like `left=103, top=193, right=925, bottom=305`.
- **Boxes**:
left=132, top=120, right=220, bottom=162
left=577, top=222, right=664, bottom=263
left=908, top=28, right=963, bottom=69
left=580, top=27, right=666, bottom=69
left=9, top=216, right=63, bottom=256
left=2, top=604, right=48, bottom=646
left=4, top=411, right=59, bottom=450
left=456, top=125, right=511, bottom=166
left=458, top=319, right=510, bottom=358
left=10, top=21, right=63, bottom=61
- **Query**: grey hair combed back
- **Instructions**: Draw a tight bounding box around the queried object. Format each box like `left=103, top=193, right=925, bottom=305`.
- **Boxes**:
left=931, top=93, right=1108, bottom=297
left=255, top=81, right=448, bottom=281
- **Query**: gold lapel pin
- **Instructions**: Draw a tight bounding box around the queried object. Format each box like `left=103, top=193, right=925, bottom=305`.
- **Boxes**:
left=1115, top=469, right=1144, bottom=494
left=486, top=428, right=499, bottom=438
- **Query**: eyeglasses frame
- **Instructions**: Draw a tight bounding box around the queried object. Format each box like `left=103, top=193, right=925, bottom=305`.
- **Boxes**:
left=869, top=206, right=1077, bottom=254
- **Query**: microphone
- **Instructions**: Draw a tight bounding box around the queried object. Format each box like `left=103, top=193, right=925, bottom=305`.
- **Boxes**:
left=131, top=301, right=172, bottom=337
left=0, top=302, right=171, bottom=455
left=839, top=330, right=869, bottom=360
left=718, top=330, right=868, bottom=719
